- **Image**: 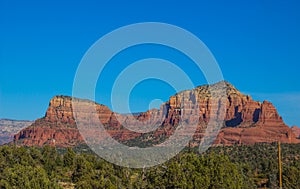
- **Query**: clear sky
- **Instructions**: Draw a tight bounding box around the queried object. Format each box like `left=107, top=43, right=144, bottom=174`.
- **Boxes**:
left=0, top=0, right=299, bottom=126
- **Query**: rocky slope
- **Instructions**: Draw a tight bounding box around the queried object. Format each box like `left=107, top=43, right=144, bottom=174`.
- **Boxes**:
left=13, top=81, right=300, bottom=147
left=0, top=119, right=33, bottom=145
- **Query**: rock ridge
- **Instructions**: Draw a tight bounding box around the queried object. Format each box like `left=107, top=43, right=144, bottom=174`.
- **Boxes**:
left=13, top=81, right=300, bottom=147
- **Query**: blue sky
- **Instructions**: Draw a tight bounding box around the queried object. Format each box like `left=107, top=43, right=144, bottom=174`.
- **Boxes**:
left=0, top=0, right=299, bottom=126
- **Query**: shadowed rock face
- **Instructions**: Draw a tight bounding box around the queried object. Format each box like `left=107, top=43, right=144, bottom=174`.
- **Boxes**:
left=13, top=81, right=300, bottom=147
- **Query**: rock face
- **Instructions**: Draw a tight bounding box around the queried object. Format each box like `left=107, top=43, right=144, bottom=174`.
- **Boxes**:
left=14, top=96, right=142, bottom=147
left=0, top=119, right=33, bottom=145
left=13, top=81, right=300, bottom=147
left=291, top=126, right=300, bottom=139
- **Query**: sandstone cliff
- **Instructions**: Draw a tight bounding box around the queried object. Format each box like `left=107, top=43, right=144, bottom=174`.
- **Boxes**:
left=291, top=126, right=300, bottom=139
left=13, top=81, right=300, bottom=147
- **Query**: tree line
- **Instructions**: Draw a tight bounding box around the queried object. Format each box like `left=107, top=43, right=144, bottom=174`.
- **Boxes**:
left=0, top=143, right=299, bottom=188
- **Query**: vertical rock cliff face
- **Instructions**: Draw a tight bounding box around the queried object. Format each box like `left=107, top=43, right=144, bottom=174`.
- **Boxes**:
left=212, top=83, right=297, bottom=145
left=14, top=96, right=83, bottom=147
left=14, top=82, right=300, bottom=147
left=14, top=96, right=142, bottom=147
left=44, top=96, right=76, bottom=125
left=162, top=82, right=298, bottom=146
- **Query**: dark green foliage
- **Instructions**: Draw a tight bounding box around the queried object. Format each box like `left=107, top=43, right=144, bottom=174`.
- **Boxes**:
left=63, top=148, right=76, bottom=167
left=0, top=146, right=61, bottom=189
left=0, top=143, right=299, bottom=188
left=206, top=143, right=300, bottom=188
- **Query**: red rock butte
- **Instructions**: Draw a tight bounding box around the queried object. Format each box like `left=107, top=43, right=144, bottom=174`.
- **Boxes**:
left=14, top=81, right=300, bottom=147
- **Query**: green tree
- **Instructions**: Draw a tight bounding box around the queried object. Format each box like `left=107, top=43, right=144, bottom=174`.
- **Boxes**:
left=63, top=148, right=76, bottom=167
